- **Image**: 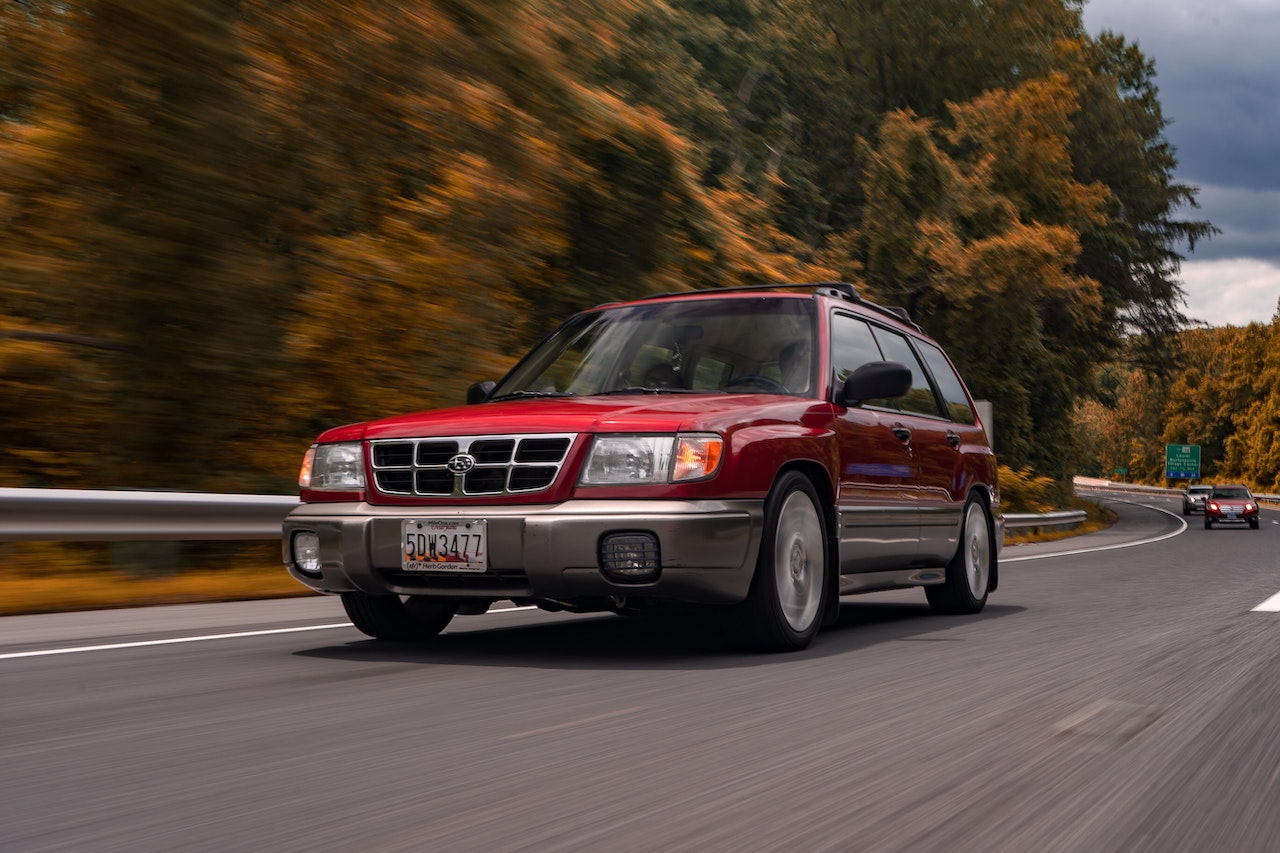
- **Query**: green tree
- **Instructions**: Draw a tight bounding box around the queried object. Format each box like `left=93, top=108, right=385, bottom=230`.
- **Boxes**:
left=1065, top=33, right=1218, bottom=373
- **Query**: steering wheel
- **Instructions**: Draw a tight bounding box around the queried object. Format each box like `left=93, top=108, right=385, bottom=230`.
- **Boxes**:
left=724, top=374, right=788, bottom=393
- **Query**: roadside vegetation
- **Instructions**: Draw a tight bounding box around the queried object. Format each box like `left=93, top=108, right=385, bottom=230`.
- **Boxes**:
left=0, top=542, right=312, bottom=617
left=1076, top=324, right=1280, bottom=492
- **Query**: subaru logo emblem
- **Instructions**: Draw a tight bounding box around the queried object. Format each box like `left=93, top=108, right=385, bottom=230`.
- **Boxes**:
left=446, top=453, right=476, bottom=474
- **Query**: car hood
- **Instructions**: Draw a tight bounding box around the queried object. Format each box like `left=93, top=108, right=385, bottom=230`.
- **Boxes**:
left=317, top=394, right=831, bottom=442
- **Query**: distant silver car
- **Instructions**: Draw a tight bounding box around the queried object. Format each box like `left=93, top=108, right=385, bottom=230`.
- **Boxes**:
left=1183, top=484, right=1213, bottom=515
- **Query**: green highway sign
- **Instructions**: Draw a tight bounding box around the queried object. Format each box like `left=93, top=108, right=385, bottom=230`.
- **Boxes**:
left=1165, top=444, right=1201, bottom=480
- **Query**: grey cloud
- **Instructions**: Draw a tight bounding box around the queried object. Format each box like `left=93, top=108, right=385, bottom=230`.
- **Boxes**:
left=1086, top=0, right=1280, bottom=191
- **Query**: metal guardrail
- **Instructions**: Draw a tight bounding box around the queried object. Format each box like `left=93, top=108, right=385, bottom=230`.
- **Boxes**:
left=1003, top=509, right=1087, bottom=533
left=2, top=487, right=1088, bottom=542
left=6, top=480, right=1274, bottom=547
left=1074, top=478, right=1280, bottom=505
left=0, top=488, right=299, bottom=542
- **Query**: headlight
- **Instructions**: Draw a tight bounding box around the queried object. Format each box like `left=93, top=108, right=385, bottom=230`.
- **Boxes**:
left=299, top=442, right=366, bottom=490
left=580, top=434, right=723, bottom=485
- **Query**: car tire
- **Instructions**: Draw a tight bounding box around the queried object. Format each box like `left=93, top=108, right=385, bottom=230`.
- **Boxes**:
left=1250, top=519, right=1260, bottom=529
left=926, top=495, right=993, bottom=615
left=341, top=592, right=456, bottom=641
left=1204, top=518, right=1212, bottom=529
left=734, top=471, right=829, bottom=652
left=1183, top=505, right=1190, bottom=516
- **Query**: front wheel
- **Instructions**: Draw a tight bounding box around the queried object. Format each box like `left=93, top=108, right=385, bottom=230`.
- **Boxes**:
left=341, top=592, right=456, bottom=641
left=926, top=496, right=993, bottom=615
left=1205, top=518, right=1213, bottom=529
left=733, top=471, right=829, bottom=652
left=1250, top=518, right=1260, bottom=529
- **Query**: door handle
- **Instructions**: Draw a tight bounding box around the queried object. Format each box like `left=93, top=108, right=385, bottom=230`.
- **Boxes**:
left=946, top=431, right=961, bottom=448
left=892, top=425, right=912, bottom=442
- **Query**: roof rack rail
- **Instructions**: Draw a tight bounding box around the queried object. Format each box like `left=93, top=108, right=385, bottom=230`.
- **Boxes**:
left=633, top=281, right=922, bottom=331
left=636, top=281, right=861, bottom=301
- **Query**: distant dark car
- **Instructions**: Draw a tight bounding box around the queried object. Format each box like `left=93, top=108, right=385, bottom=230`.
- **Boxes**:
left=1204, top=485, right=1260, bottom=529
left=1182, top=484, right=1213, bottom=515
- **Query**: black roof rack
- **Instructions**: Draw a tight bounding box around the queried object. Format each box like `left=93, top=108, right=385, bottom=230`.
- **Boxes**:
left=632, top=281, right=921, bottom=331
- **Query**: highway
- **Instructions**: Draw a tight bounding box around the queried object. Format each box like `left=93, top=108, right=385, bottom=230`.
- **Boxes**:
left=4, top=492, right=1280, bottom=852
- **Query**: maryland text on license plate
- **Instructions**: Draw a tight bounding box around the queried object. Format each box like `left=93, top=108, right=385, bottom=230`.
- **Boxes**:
left=402, top=519, right=487, bottom=572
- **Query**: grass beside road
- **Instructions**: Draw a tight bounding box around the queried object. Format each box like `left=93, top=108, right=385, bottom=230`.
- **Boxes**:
left=0, top=541, right=316, bottom=617
left=0, top=499, right=1116, bottom=617
left=0, top=567, right=316, bottom=617
left=1004, top=497, right=1117, bottom=545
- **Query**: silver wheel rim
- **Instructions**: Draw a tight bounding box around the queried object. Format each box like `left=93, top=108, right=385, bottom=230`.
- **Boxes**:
left=773, top=490, right=824, bottom=632
left=962, top=502, right=991, bottom=598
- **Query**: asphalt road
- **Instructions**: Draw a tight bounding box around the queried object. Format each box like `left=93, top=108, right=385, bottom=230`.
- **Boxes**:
left=3, top=493, right=1280, bottom=852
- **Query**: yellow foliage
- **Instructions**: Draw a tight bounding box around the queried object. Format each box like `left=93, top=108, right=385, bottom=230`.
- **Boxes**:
left=998, top=465, right=1058, bottom=513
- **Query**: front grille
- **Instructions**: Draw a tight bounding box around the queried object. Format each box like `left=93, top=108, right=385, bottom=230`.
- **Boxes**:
left=371, top=433, right=576, bottom=497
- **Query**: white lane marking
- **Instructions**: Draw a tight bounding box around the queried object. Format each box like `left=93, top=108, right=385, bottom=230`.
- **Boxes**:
left=1252, top=591, right=1280, bottom=612
left=1003, top=501, right=1187, bottom=563
left=0, top=623, right=354, bottom=660
left=1016, top=499, right=1280, bottom=613
left=1, top=604, right=537, bottom=661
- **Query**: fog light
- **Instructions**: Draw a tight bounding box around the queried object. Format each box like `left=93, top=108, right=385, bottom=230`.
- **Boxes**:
left=292, top=531, right=322, bottom=574
left=599, top=532, right=661, bottom=583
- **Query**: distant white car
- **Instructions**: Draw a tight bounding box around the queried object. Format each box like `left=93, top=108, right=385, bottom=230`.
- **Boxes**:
left=1183, top=484, right=1213, bottom=515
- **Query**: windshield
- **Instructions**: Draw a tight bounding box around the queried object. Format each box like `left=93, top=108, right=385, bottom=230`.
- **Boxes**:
left=491, top=297, right=817, bottom=399
left=1213, top=487, right=1251, bottom=499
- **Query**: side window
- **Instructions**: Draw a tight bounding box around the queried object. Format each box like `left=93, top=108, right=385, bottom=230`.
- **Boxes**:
left=830, top=313, right=885, bottom=385
left=870, top=328, right=944, bottom=418
left=916, top=340, right=976, bottom=425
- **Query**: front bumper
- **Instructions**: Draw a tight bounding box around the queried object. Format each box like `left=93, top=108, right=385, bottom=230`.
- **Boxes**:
left=282, top=498, right=763, bottom=604
left=1206, top=507, right=1258, bottom=524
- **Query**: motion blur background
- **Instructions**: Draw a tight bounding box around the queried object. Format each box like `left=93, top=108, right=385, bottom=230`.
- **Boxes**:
left=1, top=0, right=1271, bottom=589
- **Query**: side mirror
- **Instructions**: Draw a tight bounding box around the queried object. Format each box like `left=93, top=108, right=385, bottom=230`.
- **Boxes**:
left=466, top=380, right=496, bottom=404
left=840, top=361, right=912, bottom=406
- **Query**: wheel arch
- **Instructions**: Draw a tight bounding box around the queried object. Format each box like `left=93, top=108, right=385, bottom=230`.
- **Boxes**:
left=774, top=458, right=837, bottom=537
left=967, top=484, right=999, bottom=593
left=771, top=459, right=841, bottom=622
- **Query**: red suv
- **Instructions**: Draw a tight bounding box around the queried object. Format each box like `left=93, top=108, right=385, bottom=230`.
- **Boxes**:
left=1204, top=484, right=1260, bottom=529
left=282, top=283, right=1001, bottom=651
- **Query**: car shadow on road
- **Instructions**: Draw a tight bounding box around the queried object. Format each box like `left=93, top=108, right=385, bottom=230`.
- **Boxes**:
left=293, top=599, right=1024, bottom=671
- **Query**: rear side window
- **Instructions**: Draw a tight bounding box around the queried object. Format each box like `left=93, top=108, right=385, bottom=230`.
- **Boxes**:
left=915, top=340, right=976, bottom=425
left=869, top=328, right=944, bottom=418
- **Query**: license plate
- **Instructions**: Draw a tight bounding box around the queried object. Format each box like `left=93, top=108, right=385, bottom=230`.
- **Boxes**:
left=402, top=519, right=487, bottom=572
left=1227, top=512, right=1238, bottom=520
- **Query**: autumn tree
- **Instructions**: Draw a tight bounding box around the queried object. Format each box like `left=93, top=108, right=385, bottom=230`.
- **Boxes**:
left=1209, top=322, right=1280, bottom=488
left=1074, top=323, right=1278, bottom=489
left=850, top=75, right=1106, bottom=477
left=0, top=0, right=1223, bottom=496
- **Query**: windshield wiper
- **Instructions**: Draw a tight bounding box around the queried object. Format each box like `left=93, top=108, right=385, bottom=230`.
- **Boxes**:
left=594, top=386, right=700, bottom=395
left=489, top=390, right=577, bottom=401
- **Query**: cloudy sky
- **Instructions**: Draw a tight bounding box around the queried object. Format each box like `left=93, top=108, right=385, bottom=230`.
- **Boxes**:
left=1081, top=0, right=1280, bottom=327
